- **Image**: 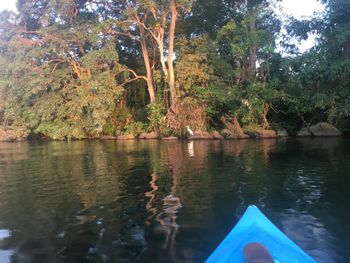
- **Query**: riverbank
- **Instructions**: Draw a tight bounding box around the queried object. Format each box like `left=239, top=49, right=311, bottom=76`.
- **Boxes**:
left=0, top=122, right=344, bottom=142
left=0, top=128, right=29, bottom=142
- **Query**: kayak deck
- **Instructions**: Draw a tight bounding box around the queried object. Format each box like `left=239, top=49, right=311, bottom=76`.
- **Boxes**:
left=206, top=205, right=316, bottom=263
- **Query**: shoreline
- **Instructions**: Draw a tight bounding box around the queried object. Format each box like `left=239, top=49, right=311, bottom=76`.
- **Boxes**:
left=0, top=134, right=346, bottom=143
left=0, top=122, right=345, bottom=142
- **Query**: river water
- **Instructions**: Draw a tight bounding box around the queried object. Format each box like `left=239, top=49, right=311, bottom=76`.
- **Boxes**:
left=0, top=139, right=349, bottom=263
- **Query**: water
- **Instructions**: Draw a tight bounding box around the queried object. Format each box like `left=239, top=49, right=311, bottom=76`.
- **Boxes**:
left=0, top=139, right=349, bottom=263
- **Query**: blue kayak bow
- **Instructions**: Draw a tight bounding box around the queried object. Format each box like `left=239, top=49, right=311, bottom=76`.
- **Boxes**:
left=206, top=205, right=316, bottom=263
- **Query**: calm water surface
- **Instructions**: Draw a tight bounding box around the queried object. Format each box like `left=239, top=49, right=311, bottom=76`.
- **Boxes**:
left=0, top=139, right=349, bottom=263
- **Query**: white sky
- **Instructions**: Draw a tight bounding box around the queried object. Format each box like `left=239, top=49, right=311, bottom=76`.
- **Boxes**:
left=282, top=0, right=324, bottom=19
left=0, top=0, right=16, bottom=12
left=0, top=0, right=324, bottom=51
left=280, top=0, right=325, bottom=52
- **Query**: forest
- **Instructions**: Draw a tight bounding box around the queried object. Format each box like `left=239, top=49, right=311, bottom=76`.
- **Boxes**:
left=0, top=0, right=349, bottom=140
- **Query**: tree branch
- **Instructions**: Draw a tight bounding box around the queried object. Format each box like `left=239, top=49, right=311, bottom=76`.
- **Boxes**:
left=121, top=76, right=148, bottom=86
left=119, top=69, right=148, bottom=86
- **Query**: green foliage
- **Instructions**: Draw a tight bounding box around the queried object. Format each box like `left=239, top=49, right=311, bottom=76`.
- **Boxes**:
left=0, top=4, right=125, bottom=140
left=279, top=0, right=350, bottom=127
left=146, top=102, right=170, bottom=135
left=175, top=36, right=214, bottom=96
left=237, top=83, right=281, bottom=127
left=102, top=120, right=119, bottom=136
left=125, top=121, right=147, bottom=136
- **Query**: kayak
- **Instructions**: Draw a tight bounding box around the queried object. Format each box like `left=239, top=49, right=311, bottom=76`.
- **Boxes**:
left=205, top=205, right=316, bottom=263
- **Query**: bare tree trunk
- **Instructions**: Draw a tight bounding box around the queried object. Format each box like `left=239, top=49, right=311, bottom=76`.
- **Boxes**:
left=138, top=17, right=156, bottom=104
left=155, top=27, right=169, bottom=79
left=261, top=102, right=270, bottom=129
left=168, top=0, right=178, bottom=106
left=155, top=14, right=169, bottom=79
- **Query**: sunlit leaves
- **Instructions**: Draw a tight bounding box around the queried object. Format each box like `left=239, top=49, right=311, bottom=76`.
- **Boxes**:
left=0, top=2, right=127, bottom=139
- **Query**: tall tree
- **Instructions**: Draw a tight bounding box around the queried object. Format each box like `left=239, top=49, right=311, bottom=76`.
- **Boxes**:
left=216, top=0, right=282, bottom=128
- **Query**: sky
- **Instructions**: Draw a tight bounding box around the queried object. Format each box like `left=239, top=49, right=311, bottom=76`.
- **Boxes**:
left=0, top=0, right=324, bottom=51
left=0, top=0, right=16, bottom=12
left=281, top=0, right=324, bottom=19
left=279, top=0, right=325, bottom=52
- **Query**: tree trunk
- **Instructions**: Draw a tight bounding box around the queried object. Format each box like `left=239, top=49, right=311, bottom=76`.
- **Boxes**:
left=233, top=115, right=244, bottom=134
left=168, top=0, right=178, bottom=106
left=138, top=18, right=156, bottom=104
left=261, top=102, right=269, bottom=129
left=248, top=17, right=257, bottom=80
left=156, top=27, right=168, bottom=79
left=155, top=13, right=169, bottom=79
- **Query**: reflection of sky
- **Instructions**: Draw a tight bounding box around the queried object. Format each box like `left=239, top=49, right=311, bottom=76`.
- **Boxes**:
left=0, top=250, right=11, bottom=263
left=278, top=211, right=336, bottom=263
left=0, top=229, right=12, bottom=263
left=0, top=229, right=10, bottom=239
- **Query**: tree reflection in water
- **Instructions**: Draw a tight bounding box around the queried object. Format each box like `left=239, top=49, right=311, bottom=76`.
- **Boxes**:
left=144, top=141, right=183, bottom=261
left=145, top=172, right=159, bottom=226
left=145, top=171, right=182, bottom=251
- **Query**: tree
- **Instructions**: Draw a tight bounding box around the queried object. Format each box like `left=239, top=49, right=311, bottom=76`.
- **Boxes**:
left=282, top=0, right=350, bottom=127
left=1, top=0, right=349, bottom=140
left=216, top=0, right=282, bottom=128
left=0, top=1, right=129, bottom=139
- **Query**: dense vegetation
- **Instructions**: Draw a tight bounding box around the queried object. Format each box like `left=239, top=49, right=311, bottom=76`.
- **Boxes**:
left=0, top=0, right=349, bottom=140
